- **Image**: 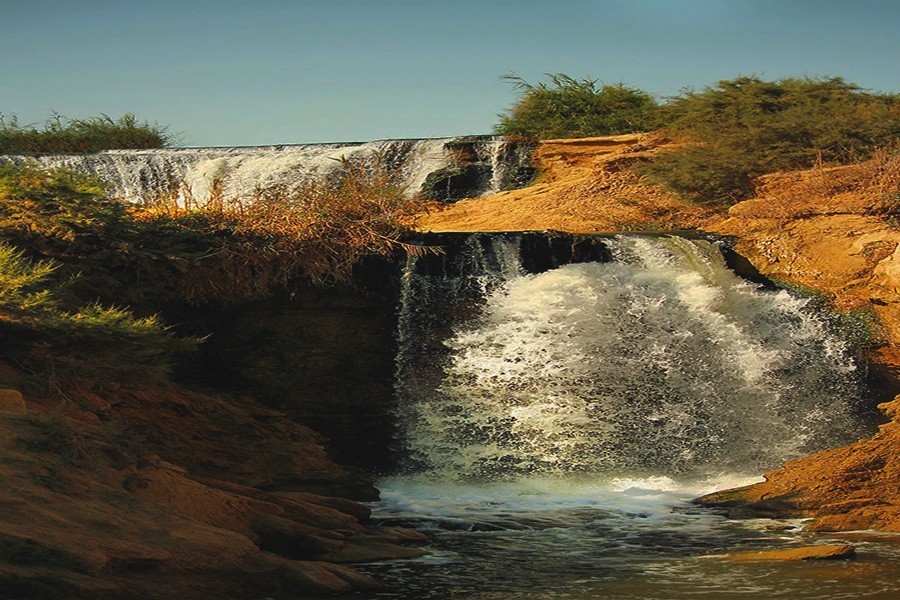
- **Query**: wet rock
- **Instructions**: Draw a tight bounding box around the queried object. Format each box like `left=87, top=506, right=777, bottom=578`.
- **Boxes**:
left=250, top=513, right=344, bottom=557
left=725, top=544, right=856, bottom=561
left=275, top=490, right=372, bottom=523
left=422, top=163, right=493, bottom=203
left=315, top=534, right=428, bottom=563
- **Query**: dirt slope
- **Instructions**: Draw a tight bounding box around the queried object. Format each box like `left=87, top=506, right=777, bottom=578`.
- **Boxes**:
left=411, top=133, right=714, bottom=233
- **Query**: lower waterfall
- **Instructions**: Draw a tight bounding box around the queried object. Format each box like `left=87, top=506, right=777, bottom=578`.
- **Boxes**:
left=395, top=234, right=867, bottom=482
left=360, top=234, right=895, bottom=600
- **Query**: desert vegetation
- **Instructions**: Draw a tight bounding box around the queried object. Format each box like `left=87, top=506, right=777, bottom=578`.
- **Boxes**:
left=0, top=241, right=195, bottom=387
left=0, top=113, right=172, bottom=153
left=0, top=159, right=423, bottom=388
left=0, top=159, right=421, bottom=295
left=641, top=76, right=900, bottom=203
left=140, top=158, right=426, bottom=289
left=495, top=73, right=899, bottom=205
left=494, top=73, right=658, bottom=139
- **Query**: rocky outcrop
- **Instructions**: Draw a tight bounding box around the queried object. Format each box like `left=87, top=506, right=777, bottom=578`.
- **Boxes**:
left=724, top=544, right=856, bottom=561
left=696, top=158, right=900, bottom=530
left=699, top=396, right=900, bottom=531
left=704, top=161, right=900, bottom=371
left=0, top=383, right=425, bottom=599
left=411, top=134, right=715, bottom=233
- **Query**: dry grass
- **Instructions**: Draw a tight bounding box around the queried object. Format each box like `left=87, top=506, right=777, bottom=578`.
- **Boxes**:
left=865, top=144, right=900, bottom=219
left=137, top=159, right=430, bottom=288
left=740, top=145, right=900, bottom=221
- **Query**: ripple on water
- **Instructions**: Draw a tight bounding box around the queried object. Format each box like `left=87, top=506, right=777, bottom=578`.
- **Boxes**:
left=352, top=477, right=900, bottom=600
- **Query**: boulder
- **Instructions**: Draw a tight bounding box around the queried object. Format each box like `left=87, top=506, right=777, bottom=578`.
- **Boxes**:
left=0, top=389, right=25, bottom=414
left=725, top=544, right=856, bottom=562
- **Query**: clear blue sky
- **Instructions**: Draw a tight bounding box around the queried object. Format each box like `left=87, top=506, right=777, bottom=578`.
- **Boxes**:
left=2, top=0, right=897, bottom=147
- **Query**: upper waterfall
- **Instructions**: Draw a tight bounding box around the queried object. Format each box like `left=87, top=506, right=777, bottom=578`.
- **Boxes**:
left=0, top=136, right=534, bottom=203
left=394, top=234, right=871, bottom=482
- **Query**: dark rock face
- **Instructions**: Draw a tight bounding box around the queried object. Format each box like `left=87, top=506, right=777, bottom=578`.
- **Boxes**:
left=173, top=232, right=752, bottom=477
left=401, top=231, right=612, bottom=277
left=420, top=138, right=537, bottom=203
left=172, top=233, right=611, bottom=473
left=422, top=163, right=493, bottom=203
left=172, top=263, right=400, bottom=473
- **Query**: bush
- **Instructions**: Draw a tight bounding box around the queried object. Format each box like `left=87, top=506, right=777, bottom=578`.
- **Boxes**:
left=494, top=73, right=658, bottom=139
left=0, top=163, right=125, bottom=241
left=0, top=113, right=172, bottom=153
left=641, top=76, right=900, bottom=203
left=0, top=161, right=427, bottom=386
left=0, top=242, right=196, bottom=385
left=865, top=144, right=900, bottom=223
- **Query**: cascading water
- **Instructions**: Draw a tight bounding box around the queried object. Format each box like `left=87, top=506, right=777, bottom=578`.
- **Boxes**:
left=395, top=234, right=866, bottom=482
left=0, top=137, right=531, bottom=203
left=361, top=234, right=896, bottom=600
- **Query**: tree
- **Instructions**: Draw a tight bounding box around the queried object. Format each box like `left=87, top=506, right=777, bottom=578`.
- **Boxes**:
left=494, top=73, right=658, bottom=139
left=641, top=76, right=900, bottom=203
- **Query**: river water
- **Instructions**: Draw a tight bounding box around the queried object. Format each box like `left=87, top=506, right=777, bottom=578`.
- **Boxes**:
left=353, top=235, right=897, bottom=599
left=362, top=477, right=900, bottom=599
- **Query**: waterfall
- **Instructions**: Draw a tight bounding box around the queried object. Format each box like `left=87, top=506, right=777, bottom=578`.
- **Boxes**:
left=394, top=234, right=869, bottom=483
left=373, top=233, right=888, bottom=600
left=0, top=137, right=532, bottom=203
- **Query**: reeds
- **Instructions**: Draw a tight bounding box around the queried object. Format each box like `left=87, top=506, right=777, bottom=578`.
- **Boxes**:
left=137, top=156, right=429, bottom=289
left=0, top=113, right=172, bottom=153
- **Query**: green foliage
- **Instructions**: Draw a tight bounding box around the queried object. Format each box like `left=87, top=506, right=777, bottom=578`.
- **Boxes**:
left=0, top=113, right=172, bottom=153
left=494, top=73, right=658, bottom=139
left=642, top=76, right=900, bottom=203
left=0, top=161, right=420, bottom=312
left=0, top=163, right=127, bottom=245
left=0, top=162, right=421, bottom=385
left=0, top=239, right=196, bottom=385
left=0, top=244, right=55, bottom=313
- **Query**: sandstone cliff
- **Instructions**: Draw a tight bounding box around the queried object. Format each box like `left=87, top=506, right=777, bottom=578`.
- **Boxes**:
left=0, top=380, right=425, bottom=599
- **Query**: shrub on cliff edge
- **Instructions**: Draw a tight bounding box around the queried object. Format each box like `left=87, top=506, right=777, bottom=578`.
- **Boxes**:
left=641, top=76, right=900, bottom=204
left=0, top=160, right=424, bottom=307
left=0, top=243, right=196, bottom=386
left=494, top=73, right=658, bottom=139
left=138, top=157, right=427, bottom=291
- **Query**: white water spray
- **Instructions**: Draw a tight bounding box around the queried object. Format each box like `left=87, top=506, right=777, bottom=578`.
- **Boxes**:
left=0, top=137, right=528, bottom=203
left=374, top=234, right=883, bottom=600
left=394, top=235, right=868, bottom=483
